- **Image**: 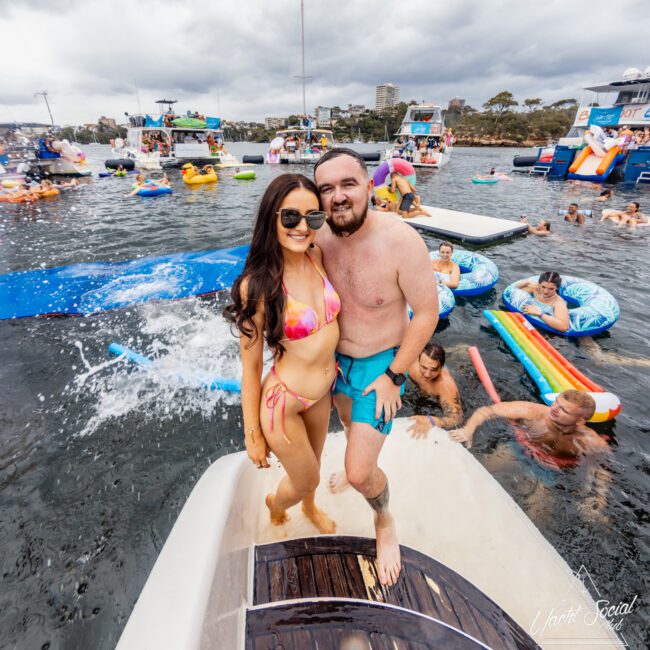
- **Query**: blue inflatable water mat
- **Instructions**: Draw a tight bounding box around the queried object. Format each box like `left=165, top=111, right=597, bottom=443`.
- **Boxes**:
left=0, top=245, right=250, bottom=319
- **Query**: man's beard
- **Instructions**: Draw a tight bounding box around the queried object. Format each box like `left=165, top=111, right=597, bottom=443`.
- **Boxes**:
left=327, top=202, right=368, bottom=237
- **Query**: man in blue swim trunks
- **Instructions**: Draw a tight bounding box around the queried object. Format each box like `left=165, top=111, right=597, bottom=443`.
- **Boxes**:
left=315, top=148, right=439, bottom=586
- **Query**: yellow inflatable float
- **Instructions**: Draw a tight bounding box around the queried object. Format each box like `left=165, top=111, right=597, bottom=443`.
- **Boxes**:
left=374, top=185, right=399, bottom=202
left=182, top=163, right=218, bottom=185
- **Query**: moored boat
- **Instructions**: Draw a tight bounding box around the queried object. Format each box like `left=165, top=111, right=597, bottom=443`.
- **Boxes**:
left=521, top=66, right=650, bottom=183
left=268, top=124, right=335, bottom=164
left=383, top=103, right=453, bottom=169
left=114, top=99, right=245, bottom=171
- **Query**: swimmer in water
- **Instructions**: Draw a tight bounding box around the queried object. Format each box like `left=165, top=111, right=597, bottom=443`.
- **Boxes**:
left=430, top=241, right=460, bottom=289
left=127, top=173, right=147, bottom=196
left=406, top=340, right=463, bottom=433
left=515, top=271, right=570, bottom=332
left=520, top=215, right=551, bottom=236
left=449, top=390, right=607, bottom=459
left=454, top=391, right=612, bottom=524
left=564, top=203, right=587, bottom=225
left=600, top=202, right=646, bottom=226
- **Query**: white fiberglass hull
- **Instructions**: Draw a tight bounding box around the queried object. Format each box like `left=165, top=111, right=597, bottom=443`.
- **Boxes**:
left=117, top=419, right=622, bottom=650
left=382, top=148, right=452, bottom=169
left=37, top=158, right=92, bottom=177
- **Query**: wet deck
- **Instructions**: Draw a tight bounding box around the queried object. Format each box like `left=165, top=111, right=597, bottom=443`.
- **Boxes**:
left=247, top=536, right=539, bottom=649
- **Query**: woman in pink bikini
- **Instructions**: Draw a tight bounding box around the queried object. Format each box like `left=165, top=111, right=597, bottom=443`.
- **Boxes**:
left=225, top=174, right=340, bottom=533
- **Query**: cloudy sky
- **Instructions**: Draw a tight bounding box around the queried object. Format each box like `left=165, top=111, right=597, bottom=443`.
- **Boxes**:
left=2, top=0, right=646, bottom=126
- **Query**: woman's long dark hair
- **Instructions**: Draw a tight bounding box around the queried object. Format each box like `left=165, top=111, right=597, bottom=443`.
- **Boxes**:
left=223, top=173, right=319, bottom=357
left=539, top=271, right=562, bottom=289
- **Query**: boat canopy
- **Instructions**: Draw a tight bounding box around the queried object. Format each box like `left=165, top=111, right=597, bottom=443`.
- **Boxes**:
left=584, top=79, right=650, bottom=94
left=398, top=105, right=444, bottom=136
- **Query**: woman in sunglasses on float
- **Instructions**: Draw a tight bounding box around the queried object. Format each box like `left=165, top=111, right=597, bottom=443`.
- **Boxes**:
left=225, top=173, right=339, bottom=534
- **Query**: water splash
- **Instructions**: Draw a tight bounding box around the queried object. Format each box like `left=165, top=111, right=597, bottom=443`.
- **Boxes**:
left=67, top=299, right=260, bottom=437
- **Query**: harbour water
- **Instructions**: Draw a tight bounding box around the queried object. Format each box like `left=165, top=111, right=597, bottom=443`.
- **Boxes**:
left=0, top=144, right=648, bottom=648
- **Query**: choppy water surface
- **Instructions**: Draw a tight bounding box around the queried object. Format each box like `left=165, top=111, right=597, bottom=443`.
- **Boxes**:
left=1, top=144, right=648, bottom=649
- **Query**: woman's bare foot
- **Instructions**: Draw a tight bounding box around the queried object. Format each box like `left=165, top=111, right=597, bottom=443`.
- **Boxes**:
left=302, top=503, right=337, bottom=534
left=328, top=470, right=350, bottom=494
left=266, top=494, right=289, bottom=525
left=375, top=512, right=401, bottom=586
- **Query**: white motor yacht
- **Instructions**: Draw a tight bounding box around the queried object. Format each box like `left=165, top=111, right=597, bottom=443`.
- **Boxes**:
left=116, top=419, right=622, bottom=649
left=520, top=66, right=650, bottom=183
left=115, top=100, right=245, bottom=171
left=383, top=103, right=453, bottom=169
left=268, top=125, right=335, bottom=164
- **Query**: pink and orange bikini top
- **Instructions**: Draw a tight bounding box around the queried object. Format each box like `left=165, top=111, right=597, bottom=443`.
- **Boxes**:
left=282, top=252, right=341, bottom=342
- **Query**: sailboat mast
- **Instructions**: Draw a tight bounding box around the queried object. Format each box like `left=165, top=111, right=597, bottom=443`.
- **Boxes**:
left=300, top=0, right=306, bottom=116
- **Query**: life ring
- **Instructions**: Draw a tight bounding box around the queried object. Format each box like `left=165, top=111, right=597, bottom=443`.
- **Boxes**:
left=408, top=283, right=455, bottom=321
left=136, top=185, right=172, bottom=197
left=429, top=250, right=499, bottom=297
left=159, top=143, right=170, bottom=156
left=39, top=189, right=60, bottom=198
left=437, top=283, right=455, bottom=318
left=373, top=159, right=416, bottom=190
left=503, top=275, right=619, bottom=337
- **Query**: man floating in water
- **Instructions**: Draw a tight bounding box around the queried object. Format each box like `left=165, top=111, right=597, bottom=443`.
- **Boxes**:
left=406, top=340, right=463, bottom=434
left=449, top=389, right=608, bottom=460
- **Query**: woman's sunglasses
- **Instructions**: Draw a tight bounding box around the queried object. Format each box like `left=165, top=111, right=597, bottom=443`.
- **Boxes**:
left=278, top=208, right=327, bottom=230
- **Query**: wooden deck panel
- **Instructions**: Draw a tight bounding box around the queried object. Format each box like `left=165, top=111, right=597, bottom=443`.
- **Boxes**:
left=253, top=536, right=540, bottom=649
left=246, top=600, right=488, bottom=649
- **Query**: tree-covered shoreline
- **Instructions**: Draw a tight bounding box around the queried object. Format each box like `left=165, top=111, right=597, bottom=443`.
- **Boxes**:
left=224, top=91, right=577, bottom=146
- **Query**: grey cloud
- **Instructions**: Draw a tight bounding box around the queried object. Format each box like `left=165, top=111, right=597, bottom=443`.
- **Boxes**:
left=2, top=0, right=647, bottom=124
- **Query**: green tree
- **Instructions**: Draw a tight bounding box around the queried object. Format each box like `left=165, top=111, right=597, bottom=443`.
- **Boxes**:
left=483, top=91, right=519, bottom=130
left=523, top=98, right=542, bottom=111
left=548, top=98, right=578, bottom=110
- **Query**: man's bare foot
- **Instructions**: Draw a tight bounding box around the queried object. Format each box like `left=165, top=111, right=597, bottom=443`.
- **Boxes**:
left=328, top=470, right=350, bottom=494
left=266, top=494, right=289, bottom=525
left=302, top=503, right=337, bottom=534
left=375, top=512, right=401, bottom=586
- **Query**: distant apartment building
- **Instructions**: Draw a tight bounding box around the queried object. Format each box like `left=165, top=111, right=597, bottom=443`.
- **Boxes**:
left=375, top=83, right=400, bottom=112
left=98, top=116, right=117, bottom=130
left=265, top=117, right=287, bottom=130
left=314, top=106, right=331, bottom=127
left=448, top=97, right=466, bottom=110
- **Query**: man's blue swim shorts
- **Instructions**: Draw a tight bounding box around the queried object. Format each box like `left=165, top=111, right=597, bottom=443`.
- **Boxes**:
left=333, top=347, right=406, bottom=435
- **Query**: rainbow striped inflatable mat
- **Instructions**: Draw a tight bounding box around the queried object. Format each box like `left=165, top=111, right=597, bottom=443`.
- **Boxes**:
left=0, top=245, right=249, bottom=319
left=484, top=310, right=621, bottom=422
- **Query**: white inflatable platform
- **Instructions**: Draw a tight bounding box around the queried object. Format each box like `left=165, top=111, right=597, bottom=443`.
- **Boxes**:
left=408, top=206, right=528, bottom=244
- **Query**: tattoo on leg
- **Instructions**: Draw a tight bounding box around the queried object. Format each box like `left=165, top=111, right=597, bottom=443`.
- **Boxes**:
left=366, top=481, right=390, bottom=514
